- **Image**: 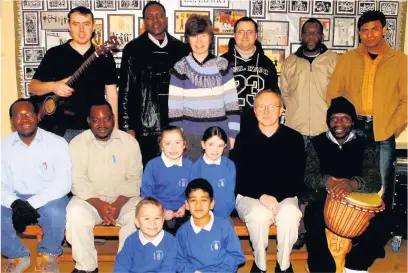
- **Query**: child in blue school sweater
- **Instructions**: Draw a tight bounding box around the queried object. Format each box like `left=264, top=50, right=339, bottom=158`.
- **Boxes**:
left=190, top=126, right=236, bottom=219
left=176, top=179, right=245, bottom=273
left=141, top=126, right=193, bottom=234
left=113, top=197, right=177, bottom=273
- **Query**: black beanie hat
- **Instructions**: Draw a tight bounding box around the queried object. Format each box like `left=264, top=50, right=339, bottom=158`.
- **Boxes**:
left=326, top=97, right=357, bottom=126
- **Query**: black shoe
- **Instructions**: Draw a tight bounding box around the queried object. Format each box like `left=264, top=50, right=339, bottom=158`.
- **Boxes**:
left=275, top=263, right=294, bottom=272
left=71, top=268, right=98, bottom=273
left=250, top=262, right=266, bottom=273
left=293, top=231, right=306, bottom=250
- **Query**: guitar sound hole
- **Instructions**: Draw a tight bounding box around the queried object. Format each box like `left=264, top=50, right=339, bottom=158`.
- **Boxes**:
left=44, top=99, right=56, bottom=115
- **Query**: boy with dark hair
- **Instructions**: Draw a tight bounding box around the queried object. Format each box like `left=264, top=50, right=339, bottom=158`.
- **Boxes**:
left=176, top=179, right=245, bottom=273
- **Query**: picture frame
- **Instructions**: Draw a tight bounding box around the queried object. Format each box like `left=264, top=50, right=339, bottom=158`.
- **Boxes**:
left=299, top=17, right=331, bottom=41
left=213, top=9, right=246, bottom=35
left=333, top=17, right=356, bottom=47
left=70, top=0, right=91, bottom=9
left=312, top=0, right=334, bottom=15
left=329, top=48, right=348, bottom=54
left=258, top=20, right=289, bottom=46
left=290, top=43, right=302, bottom=54
left=179, top=0, right=229, bottom=8
left=23, top=47, right=45, bottom=63
left=46, top=0, right=68, bottom=10
left=289, top=0, right=310, bottom=14
left=385, top=18, right=397, bottom=49
left=21, top=0, right=44, bottom=10
left=108, top=14, right=135, bottom=49
left=40, top=11, right=69, bottom=30
left=217, top=37, right=231, bottom=56
left=379, top=1, right=399, bottom=16
left=263, top=48, right=285, bottom=74
left=174, top=11, right=211, bottom=34
left=45, top=30, right=72, bottom=51
left=180, top=35, right=185, bottom=43
left=24, top=65, right=38, bottom=81
left=23, top=11, right=40, bottom=46
left=335, top=0, right=356, bottom=15
left=357, top=1, right=376, bottom=15
left=250, top=0, right=267, bottom=19
left=268, top=0, right=287, bottom=13
left=92, top=18, right=104, bottom=47
left=138, top=17, right=145, bottom=36
left=94, top=0, right=116, bottom=11
left=24, top=82, right=32, bottom=98
left=118, top=0, right=142, bottom=10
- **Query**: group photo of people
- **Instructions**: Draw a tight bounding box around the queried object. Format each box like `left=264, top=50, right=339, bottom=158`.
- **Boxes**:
left=2, top=1, right=407, bottom=273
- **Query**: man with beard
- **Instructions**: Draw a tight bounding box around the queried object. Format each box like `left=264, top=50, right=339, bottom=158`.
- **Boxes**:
left=2, top=98, right=72, bottom=273
left=222, top=17, right=278, bottom=133
left=66, top=102, right=143, bottom=273
left=119, top=1, right=190, bottom=167
left=281, top=18, right=338, bottom=147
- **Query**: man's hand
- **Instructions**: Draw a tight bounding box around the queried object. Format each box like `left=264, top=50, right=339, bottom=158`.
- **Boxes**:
left=175, top=204, right=186, bottom=218
left=164, top=210, right=174, bottom=221
left=87, top=198, right=115, bottom=225
left=327, top=177, right=358, bottom=200
left=127, top=129, right=136, bottom=138
left=10, top=199, right=40, bottom=234
left=109, top=196, right=131, bottom=221
left=53, top=77, right=73, bottom=97
left=259, top=194, right=279, bottom=225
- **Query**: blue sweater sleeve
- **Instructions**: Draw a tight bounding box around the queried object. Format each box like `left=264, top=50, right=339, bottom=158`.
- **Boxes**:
left=113, top=235, right=135, bottom=273
left=222, top=70, right=240, bottom=138
left=176, top=229, right=197, bottom=273
left=141, top=160, right=155, bottom=198
left=159, top=235, right=178, bottom=273
left=168, top=73, right=184, bottom=128
left=218, top=223, right=246, bottom=272
left=225, top=160, right=237, bottom=217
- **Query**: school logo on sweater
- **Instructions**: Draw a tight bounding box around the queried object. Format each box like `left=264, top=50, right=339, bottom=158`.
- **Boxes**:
left=211, top=241, right=221, bottom=251
left=153, top=250, right=164, bottom=261
left=218, top=179, right=226, bottom=188
left=178, top=178, right=188, bottom=187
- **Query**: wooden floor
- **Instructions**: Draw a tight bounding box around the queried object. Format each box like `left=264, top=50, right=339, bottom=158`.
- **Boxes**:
left=1, top=237, right=406, bottom=272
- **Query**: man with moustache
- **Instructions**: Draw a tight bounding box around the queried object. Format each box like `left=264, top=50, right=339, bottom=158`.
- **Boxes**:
left=66, top=102, right=143, bottom=273
left=2, top=98, right=72, bottom=273
left=281, top=18, right=338, bottom=147
left=119, top=1, right=190, bottom=167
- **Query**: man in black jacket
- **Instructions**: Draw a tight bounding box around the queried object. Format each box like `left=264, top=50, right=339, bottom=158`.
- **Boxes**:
left=118, top=1, right=189, bottom=166
left=221, top=17, right=278, bottom=133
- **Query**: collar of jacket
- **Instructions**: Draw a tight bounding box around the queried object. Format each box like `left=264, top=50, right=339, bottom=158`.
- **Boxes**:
left=295, top=44, right=328, bottom=58
left=355, top=41, right=394, bottom=61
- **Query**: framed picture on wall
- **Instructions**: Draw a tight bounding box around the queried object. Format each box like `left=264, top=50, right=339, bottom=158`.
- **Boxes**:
left=108, top=14, right=135, bottom=49
left=70, top=0, right=92, bottom=9
left=385, top=18, right=397, bottom=49
left=379, top=1, right=399, bottom=16
left=45, top=30, right=71, bottom=50
left=335, top=0, right=355, bottom=15
left=92, top=18, right=104, bottom=47
left=290, top=43, right=302, bottom=54
left=213, top=9, right=246, bottom=35
left=268, top=0, right=287, bottom=13
left=174, top=11, right=210, bottom=34
left=40, top=11, right=69, bottom=30
left=118, top=0, right=142, bottom=10
left=289, top=0, right=310, bottom=14
left=263, top=48, right=285, bottom=74
left=180, top=0, right=228, bottom=8
left=329, top=48, right=348, bottom=54
left=333, top=17, right=356, bottom=47
left=250, top=0, right=267, bottom=19
left=312, top=0, right=334, bottom=15
left=23, top=11, right=40, bottom=46
left=24, top=82, right=32, bottom=98
left=94, top=0, right=116, bottom=11
left=299, top=17, right=330, bottom=41
left=258, top=20, right=289, bottom=46
left=47, top=0, right=69, bottom=10
left=24, top=65, right=38, bottom=81
left=357, top=1, right=376, bottom=15
left=23, top=47, right=45, bottom=63
left=217, top=37, right=231, bottom=56
left=138, top=17, right=145, bottom=36
left=21, top=0, right=44, bottom=10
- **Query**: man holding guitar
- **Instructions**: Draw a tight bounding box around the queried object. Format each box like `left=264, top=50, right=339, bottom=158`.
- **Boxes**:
left=29, top=6, right=118, bottom=142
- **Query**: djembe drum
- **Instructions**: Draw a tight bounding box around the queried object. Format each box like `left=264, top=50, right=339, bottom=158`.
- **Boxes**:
left=324, top=191, right=385, bottom=273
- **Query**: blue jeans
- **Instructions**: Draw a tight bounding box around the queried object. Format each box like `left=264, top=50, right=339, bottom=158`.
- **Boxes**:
left=1, top=195, right=68, bottom=258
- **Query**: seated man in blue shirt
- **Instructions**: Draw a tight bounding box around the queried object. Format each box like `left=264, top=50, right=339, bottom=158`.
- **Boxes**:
left=176, top=179, right=245, bottom=273
left=1, top=98, right=72, bottom=273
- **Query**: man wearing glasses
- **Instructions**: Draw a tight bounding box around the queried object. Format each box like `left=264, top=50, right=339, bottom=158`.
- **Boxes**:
left=222, top=17, right=278, bottom=133
left=281, top=18, right=338, bottom=148
left=232, top=90, right=306, bottom=273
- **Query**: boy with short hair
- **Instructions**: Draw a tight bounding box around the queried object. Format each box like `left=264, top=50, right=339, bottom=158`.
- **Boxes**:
left=113, top=197, right=177, bottom=273
left=176, top=179, right=245, bottom=273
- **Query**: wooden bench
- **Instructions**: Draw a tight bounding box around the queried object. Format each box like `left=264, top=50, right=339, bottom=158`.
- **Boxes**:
left=23, top=218, right=307, bottom=265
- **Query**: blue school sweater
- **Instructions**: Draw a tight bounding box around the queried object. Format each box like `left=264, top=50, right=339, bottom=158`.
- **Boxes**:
left=142, top=156, right=193, bottom=210
left=190, top=156, right=236, bottom=218
left=176, top=215, right=245, bottom=273
left=114, top=230, right=177, bottom=273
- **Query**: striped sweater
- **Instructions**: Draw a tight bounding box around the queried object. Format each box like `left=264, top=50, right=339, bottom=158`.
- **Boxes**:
left=168, top=53, right=240, bottom=137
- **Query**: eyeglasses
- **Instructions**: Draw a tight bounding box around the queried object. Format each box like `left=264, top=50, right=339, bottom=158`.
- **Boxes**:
left=235, top=30, right=256, bottom=36
left=302, top=31, right=322, bottom=36
left=255, top=105, right=281, bottom=112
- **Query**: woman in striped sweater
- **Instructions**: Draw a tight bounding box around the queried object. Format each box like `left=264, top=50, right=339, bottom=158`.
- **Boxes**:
left=168, top=14, right=240, bottom=162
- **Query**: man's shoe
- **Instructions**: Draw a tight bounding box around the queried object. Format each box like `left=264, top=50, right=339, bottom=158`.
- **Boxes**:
left=71, top=267, right=99, bottom=273
left=293, top=231, right=306, bottom=250
left=38, top=254, right=59, bottom=273
left=3, top=257, right=30, bottom=273
left=250, top=262, right=266, bottom=273
left=275, top=262, right=294, bottom=272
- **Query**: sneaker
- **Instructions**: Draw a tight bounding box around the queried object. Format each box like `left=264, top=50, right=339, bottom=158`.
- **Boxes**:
left=275, top=262, right=294, bottom=272
left=38, top=254, right=59, bottom=273
left=71, top=267, right=99, bottom=273
left=250, top=262, right=266, bottom=273
left=3, top=257, right=30, bottom=273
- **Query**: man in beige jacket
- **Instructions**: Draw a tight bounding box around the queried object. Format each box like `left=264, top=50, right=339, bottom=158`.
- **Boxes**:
left=66, top=102, right=143, bottom=273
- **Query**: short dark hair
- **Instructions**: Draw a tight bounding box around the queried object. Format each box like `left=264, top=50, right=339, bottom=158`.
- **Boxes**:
left=358, top=10, right=386, bottom=30
left=142, top=1, right=166, bottom=18
left=234, top=16, right=258, bottom=33
left=202, top=126, right=228, bottom=144
left=68, top=6, right=94, bottom=23
left=89, top=102, right=113, bottom=117
left=185, top=178, right=214, bottom=200
left=9, top=98, right=38, bottom=118
left=185, top=14, right=215, bottom=52
left=301, top=18, right=324, bottom=35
